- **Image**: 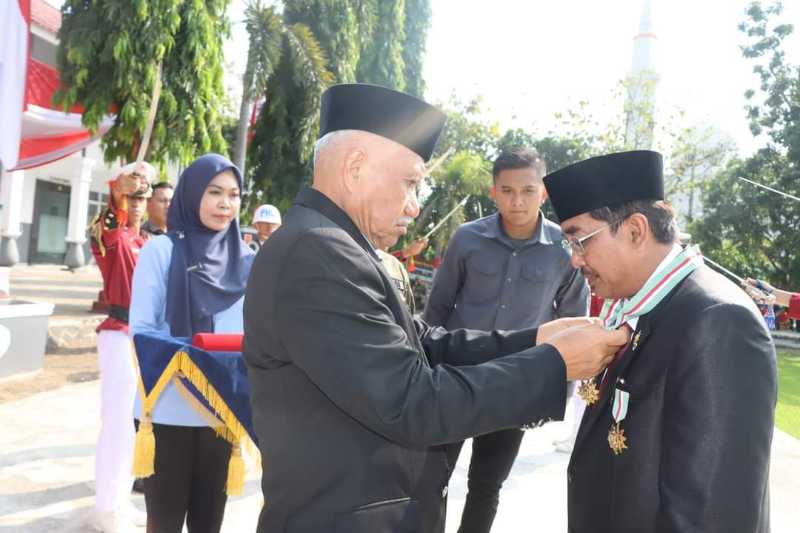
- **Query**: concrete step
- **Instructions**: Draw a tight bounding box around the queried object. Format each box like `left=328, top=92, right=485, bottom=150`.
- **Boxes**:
left=771, top=330, right=800, bottom=351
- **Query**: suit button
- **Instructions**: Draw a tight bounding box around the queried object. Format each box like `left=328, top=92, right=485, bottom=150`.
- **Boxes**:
left=441, top=486, right=448, bottom=498
left=567, top=470, right=574, bottom=484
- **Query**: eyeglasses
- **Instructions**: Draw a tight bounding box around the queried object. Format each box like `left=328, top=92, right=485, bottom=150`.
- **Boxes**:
left=561, top=217, right=628, bottom=256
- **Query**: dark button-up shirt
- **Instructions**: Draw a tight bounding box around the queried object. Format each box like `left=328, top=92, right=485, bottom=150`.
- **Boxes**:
left=423, top=212, right=589, bottom=331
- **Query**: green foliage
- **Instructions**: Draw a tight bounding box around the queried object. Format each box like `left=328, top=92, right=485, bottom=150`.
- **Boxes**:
left=691, top=148, right=800, bottom=286
left=413, top=151, right=492, bottom=257
left=401, top=0, right=431, bottom=97
left=246, top=22, right=334, bottom=213
left=242, top=3, right=284, bottom=102
left=55, top=0, right=230, bottom=165
left=285, top=0, right=362, bottom=83
left=356, top=0, right=406, bottom=90
left=244, top=0, right=433, bottom=211
left=691, top=1, right=800, bottom=288
left=739, top=1, right=800, bottom=160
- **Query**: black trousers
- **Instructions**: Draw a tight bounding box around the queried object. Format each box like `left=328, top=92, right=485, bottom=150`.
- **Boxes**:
left=144, top=423, right=231, bottom=533
left=447, top=428, right=525, bottom=533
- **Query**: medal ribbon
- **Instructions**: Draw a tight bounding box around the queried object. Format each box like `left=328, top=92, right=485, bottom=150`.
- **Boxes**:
left=599, top=245, right=704, bottom=331
left=612, top=388, right=630, bottom=423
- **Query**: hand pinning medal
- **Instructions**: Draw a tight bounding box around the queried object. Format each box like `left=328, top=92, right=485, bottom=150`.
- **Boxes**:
left=608, top=385, right=630, bottom=455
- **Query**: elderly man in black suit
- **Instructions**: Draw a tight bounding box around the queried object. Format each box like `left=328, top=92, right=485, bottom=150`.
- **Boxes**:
left=243, top=83, right=628, bottom=533
left=544, top=150, right=777, bottom=533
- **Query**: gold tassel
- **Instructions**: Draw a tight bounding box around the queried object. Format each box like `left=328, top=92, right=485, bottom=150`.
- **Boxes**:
left=226, top=441, right=245, bottom=496
left=132, top=414, right=155, bottom=478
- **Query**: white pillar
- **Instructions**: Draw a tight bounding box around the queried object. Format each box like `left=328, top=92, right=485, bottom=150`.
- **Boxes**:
left=0, top=166, right=26, bottom=266
left=64, top=157, right=96, bottom=268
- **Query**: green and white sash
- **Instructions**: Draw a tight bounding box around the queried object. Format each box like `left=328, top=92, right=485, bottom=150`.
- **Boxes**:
left=599, top=245, right=704, bottom=331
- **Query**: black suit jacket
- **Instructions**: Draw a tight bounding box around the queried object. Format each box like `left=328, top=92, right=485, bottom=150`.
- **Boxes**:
left=568, top=266, right=777, bottom=533
left=243, top=188, right=567, bottom=533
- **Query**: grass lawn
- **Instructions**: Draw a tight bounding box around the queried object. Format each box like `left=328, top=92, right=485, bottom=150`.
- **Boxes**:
left=776, top=351, right=800, bottom=439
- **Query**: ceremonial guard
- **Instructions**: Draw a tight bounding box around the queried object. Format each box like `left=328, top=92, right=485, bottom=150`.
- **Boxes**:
left=544, top=151, right=777, bottom=532
left=378, top=248, right=416, bottom=313
left=90, top=162, right=154, bottom=532
left=130, top=154, right=254, bottom=533
left=243, top=83, right=627, bottom=533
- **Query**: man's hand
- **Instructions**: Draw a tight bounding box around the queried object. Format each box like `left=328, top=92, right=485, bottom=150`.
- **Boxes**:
left=545, top=324, right=630, bottom=381
left=402, top=238, right=428, bottom=258
left=536, top=316, right=600, bottom=345
left=743, top=278, right=780, bottom=306
left=112, top=172, right=140, bottom=196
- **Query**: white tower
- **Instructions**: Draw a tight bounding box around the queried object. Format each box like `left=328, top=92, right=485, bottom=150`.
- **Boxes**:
left=625, top=0, right=659, bottom=149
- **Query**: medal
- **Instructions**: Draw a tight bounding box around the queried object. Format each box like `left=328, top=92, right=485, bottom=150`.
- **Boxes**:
left=607, top=423, right=627, bottom=455
left=578, top=379, right=600, bottom=405
left=608, top=386, right=630, bottom=455
left=631, top=330, right=642, bottom=351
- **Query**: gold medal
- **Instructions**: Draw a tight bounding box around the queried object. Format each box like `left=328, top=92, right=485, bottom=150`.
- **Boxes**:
left=578, top=379, right=600, bottom=405
left=607, top=422, right=628, bottom=455
left=631, top=330, right=642, bottom=351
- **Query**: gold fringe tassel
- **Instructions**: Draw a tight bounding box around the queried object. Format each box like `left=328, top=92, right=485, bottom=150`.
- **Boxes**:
left=132, top=349, right=260, bottom=490
left=132, top=414, right=155, bottom=478
left=226, top=442, right=245, bottom=496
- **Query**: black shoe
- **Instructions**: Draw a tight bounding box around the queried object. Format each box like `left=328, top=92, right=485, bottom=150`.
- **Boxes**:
left=132, top=478, right=145, bottom=494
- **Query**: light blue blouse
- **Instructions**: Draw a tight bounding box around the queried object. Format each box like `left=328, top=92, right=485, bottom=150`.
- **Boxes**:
left=130, top=234, right=245, bottom=426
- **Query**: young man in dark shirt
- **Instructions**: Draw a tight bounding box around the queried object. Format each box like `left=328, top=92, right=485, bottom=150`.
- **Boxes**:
left=424, top=148, right=589, bottom=533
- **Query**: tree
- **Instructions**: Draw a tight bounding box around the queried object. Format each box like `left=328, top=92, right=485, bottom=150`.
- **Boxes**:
left=284, top=0, right=363, bottom=83
left=690, top=149, right=800, bottom=286
left=664, top=126, right=734, bottom=224
left=232, top=2, right=284, bottom=177
left=355, top=0, right=406, bottom=89
left=245, top=24, right=334, bottom=213
left=414, top=151, right=492, bottom=258
left=55, top=0, right=230, bottom=166
left=243, top=0, right=433, bottom=212
left=400, top=0, right=431, bottom=97
left=740, top=1, right=800, bottom=161
left=243, top=4, right=335, bottom=214
left=691, top=1, right=800, bottom=288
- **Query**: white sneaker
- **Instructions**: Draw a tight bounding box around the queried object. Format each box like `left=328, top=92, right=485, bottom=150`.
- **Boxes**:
left=89, top=509, right=137, bottom=533
left=120, top=501, right=147, bottom=527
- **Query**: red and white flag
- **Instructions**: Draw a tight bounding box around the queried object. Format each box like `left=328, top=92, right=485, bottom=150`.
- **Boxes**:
left=0, top=0, right=31, bottom=170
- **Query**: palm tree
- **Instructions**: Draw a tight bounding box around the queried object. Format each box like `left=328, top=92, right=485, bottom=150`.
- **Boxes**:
left=232, top=1, right=332, bottom=180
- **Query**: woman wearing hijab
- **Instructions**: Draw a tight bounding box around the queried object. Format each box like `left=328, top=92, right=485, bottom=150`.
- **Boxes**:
left=129, top=153, right=254, bottom=533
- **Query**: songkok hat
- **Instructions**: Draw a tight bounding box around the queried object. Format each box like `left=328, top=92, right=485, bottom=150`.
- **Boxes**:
left=115, top=161, right=156, bottom=198
left=543, top=150, right=664, bottom=222
left=318, top=84, right=446, bottom=161
left=253, top=204, right=281, bottom=225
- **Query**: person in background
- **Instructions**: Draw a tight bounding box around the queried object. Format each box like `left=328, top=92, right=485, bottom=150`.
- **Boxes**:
left=130, top=154, right=254, bottom=533
left=141, top=182, right=174, bottom=237
left=89, top=161, right=154, bottom=533
left=252, top=204, right=282, bottom=245
left=423, top=147, right=589, bottom=533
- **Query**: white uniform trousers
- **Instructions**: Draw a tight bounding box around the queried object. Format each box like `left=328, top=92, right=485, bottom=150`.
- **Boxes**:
left=95, top=329, right=137, bottom=512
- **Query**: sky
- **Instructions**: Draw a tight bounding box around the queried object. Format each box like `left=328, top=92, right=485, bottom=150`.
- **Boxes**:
left=420, top=0, right=799, bottom=155
left=46, top=0, right=800, bottom=156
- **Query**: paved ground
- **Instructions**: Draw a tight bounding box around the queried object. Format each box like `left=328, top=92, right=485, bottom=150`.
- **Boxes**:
left=0, top=379, right=798, bottom=532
